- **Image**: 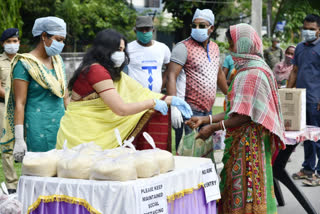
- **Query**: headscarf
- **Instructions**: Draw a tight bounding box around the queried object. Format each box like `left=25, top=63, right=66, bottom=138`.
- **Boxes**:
left=273, top=45, right=296, bottom=83
left=32, top=16, right=66, bottom=37
left=228, top=23, right=285, bottom=150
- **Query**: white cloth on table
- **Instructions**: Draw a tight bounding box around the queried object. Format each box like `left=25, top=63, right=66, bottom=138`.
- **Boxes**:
left=18, top=156, right=215, bottom=214
left=284, top=125, right=320, bottom=145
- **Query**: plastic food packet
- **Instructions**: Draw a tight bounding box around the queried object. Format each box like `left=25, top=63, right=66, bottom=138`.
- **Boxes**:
left=134, top=150, right=160, bottom=178
left=57, top=142, right=102, bottom=179
left=0, top=192, right=22, bottom=214
left=90, top=155, right=137, bottom=181
left=22, top=149, right=62, bottom=177
left=142, top=132, right=175, bottom=173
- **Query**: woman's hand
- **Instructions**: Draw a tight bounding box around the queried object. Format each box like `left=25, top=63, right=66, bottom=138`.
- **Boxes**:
left=196, top=124, right=215, bottom=140
left=186, top=116, right=207, bottom=129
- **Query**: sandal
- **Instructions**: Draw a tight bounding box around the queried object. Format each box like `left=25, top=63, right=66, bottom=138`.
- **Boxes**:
left=292, top=169, right=313, bottom=180
left=302, top=176, right=320, bottom=186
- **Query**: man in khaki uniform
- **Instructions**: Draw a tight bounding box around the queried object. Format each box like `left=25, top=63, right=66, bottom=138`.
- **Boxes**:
left=0, top=28, right=20, bottom=194
left=264, top=37, right=283, bottom=70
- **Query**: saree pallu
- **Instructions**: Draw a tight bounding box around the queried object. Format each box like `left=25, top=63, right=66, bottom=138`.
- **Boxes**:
left=219, top=123, right=277, bottom=214
left=56, top=72, right=170, bottom=150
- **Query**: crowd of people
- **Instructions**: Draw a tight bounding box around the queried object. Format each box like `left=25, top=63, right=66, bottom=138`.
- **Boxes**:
left=0, top=7, right=319, bottom=214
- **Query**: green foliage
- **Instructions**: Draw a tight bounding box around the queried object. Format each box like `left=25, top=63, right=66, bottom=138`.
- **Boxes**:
left=213, top=40, right=229, bottom=54
left=0, top=0, right=23, bottom=37
left=18, top=0, right=137, bottom=51
left=154, top=12, right=184, bottom=32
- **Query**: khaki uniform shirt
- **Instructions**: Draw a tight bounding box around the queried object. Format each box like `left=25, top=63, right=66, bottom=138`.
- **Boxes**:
left=0, top=52, right=12, bottom=93
left=264, top=47, right=283, bottom=70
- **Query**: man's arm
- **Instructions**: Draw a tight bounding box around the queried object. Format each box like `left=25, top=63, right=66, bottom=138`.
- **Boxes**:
left=286, top=65, right=298, bottom=88
left=217, top=66, right=228, bottom=95
left=167, top=62, right=183, bottom=96
left=0, top=81, right=5, bottom=98
left=161, top=63, right=169, bottom=90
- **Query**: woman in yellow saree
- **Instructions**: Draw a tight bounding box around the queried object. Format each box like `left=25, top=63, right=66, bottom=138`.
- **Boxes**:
left=56, top=29, right=192, bottom=150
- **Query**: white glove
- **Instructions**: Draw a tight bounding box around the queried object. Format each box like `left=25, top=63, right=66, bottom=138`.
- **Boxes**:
left=171, top=106, right=183, bottom=129
left=13, top=125, right=27, bottom=162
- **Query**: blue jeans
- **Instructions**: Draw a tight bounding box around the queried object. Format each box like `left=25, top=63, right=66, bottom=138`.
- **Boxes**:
left=174, top=109, right=212, bottom=151
left=302, top=103, right=320, bottom=174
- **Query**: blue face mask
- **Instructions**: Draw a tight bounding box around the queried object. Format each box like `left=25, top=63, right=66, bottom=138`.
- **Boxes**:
left=191, top=28, right=209, bottom=42
left=44, top=39, right=65, bottom=56
left=302, top=30, right=317, bottom=42
left=136, top=31, right=153, bottom=44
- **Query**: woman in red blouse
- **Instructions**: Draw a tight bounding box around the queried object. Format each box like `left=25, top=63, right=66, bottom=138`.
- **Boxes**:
left=56, top=29, right=192, bottom=150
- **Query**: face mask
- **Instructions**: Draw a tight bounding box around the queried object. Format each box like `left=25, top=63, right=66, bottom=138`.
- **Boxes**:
left=302, top=30, right=317, bottom=42
left=44, top=39, right=65, bottom=56
left=284, top=55, right=293, bottom=64
left=276, top=43, right=280, bottom=48
left=136, top=31, right=153, bottom=44
left=4, top=43, right=19, bottom=54
left=191, top=28, right=209, bottom=42
left=111, top=51, right=125, bottom=67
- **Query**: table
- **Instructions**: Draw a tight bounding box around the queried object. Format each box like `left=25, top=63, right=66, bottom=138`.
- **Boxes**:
left=17, top=156, right=220, bottom=214
left=273, top=126, right=320, bottom=214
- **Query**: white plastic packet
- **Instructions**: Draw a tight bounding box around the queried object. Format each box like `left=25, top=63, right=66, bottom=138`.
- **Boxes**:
left=142, top=132, right=175, bottom=173
left=134, top=150, right=160, bottom=178
left=22, top=149, right=62, bottom=177
left=90, top=155, right=137, bottom=181
left=0, top=192, right=22, bottom=214
left=57, top=142, right=102, bottom=179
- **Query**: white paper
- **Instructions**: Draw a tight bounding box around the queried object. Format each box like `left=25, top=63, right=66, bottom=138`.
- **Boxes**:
left=201, top=163, right=221, bottom=203
left=136, top=181, right=168, bottom=214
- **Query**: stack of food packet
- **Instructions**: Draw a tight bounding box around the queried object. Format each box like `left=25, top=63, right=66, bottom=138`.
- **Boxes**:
left=22, top=130, right=174, bottom=181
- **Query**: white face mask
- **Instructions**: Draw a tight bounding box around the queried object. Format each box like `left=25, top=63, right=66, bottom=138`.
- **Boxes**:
left=302, top=29, right=317, bottom=42
left=4, top=43, right=19, bottom=54
left=276, top=43, right=280, bottom=48
left=111, top=51, right=125, bottom=68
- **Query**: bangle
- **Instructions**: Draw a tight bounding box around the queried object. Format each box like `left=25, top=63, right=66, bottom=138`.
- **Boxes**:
left=221, top=120, right=226, bottom=131
left=209, top=115, right=212, bottom=125
left=151, top=99, right=156, bottom=108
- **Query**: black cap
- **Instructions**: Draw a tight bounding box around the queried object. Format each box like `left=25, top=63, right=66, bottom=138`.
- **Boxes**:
left=0, top=28, right=19, bottom=42
left=136, top=16, right=153, bottom=28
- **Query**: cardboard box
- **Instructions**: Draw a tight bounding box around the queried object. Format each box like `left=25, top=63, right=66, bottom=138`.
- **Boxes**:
left=279, top=88, right=306, bottom=131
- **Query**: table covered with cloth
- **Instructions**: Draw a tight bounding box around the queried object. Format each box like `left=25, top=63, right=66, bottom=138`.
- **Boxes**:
left=17, top=156, right=220, bottom=214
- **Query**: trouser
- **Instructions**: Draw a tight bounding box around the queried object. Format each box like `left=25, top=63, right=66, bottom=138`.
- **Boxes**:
left=302, top=103, right=320, bottom=174
left=174, top=109, right=212, bottom=151
left=0, top=102, right=18, bottom=189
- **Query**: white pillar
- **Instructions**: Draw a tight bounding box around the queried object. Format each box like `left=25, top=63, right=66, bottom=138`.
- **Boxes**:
left=251, top=0, right=263, bottom=37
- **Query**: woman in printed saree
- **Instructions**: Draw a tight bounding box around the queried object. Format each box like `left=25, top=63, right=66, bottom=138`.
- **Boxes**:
left=56, top=29, right=192, bottom=150
left=186, top=23, right=286, bottom=214
left=0, top=17, right=69, bottom=162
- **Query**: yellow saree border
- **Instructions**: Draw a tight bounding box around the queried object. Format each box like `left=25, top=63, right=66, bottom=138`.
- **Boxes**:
left=27, top=195, right=101, bottom=214
left=167, top=183, right=204, bottom=203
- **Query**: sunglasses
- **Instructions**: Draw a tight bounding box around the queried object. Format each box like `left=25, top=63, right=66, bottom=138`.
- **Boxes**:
left=191, top=23, right=210, bottom=29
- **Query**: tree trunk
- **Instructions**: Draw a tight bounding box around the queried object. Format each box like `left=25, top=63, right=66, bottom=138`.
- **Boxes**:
left=267, top=0, right=273, bottom=37
left=271, top=0, right=286, bottom=35
left=251, top=0, right=263, bottom=37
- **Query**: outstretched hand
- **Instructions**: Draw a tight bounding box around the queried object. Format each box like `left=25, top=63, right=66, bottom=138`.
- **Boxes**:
left=196, top=125, right=214, bottom=140
left=185, top=116, right=205, bottom=129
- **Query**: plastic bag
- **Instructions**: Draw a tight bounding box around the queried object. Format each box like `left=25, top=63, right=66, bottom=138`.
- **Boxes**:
left=134, top=150, right=160, bottom=178
left=22, top=149, right=62, bottom=177
left=177, top=130, right=214, bottom=162
left=0, top=192, right=22, bottom=214
left=90, top=155, right=137, bottom=181
left=57, top=142, right=102, bottom=179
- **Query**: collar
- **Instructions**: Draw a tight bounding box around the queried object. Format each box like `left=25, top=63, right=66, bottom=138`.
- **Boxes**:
left=0, top=52, right=11, bottom=61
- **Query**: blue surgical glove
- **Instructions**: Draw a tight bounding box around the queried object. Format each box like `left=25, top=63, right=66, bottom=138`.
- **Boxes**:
left=154, top=99, right=168, bottom=115
left=171, top=96, right=193, bottom=119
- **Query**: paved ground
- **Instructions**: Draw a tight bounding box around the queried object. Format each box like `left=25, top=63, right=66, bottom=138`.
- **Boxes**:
left=214, top=138, right=320, bottom=214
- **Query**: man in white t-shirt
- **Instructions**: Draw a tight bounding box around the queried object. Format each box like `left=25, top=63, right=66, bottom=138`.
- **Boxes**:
left=127, top=16, right=171, bottom=93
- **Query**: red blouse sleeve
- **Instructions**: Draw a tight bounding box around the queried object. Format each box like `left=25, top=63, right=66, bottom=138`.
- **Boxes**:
left=87, top=64, right=112, bottom=86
